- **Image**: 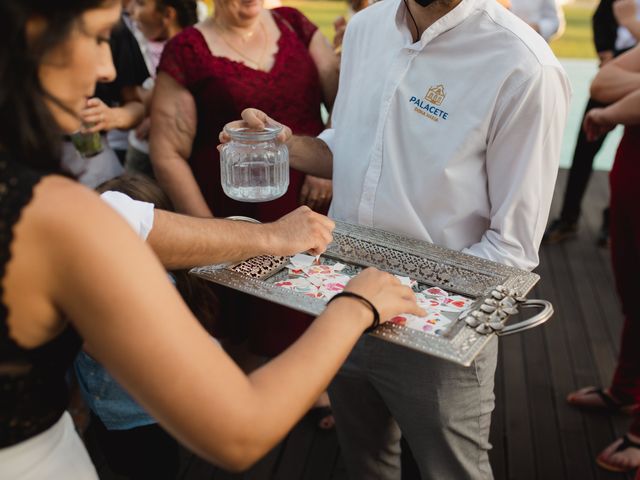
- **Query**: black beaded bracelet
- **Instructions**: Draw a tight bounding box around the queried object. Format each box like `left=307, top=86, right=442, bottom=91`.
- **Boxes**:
left=326, top=291, right=380, bottom=333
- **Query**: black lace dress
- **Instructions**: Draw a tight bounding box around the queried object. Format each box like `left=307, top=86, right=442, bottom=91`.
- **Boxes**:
left=0, top=153, right=82, bottom=448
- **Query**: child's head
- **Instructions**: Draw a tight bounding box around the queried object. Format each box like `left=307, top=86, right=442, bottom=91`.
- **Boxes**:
left=97, top=173, right=219, bottom=335
left=97, top=172, right=174, bottom=209
left=132, top=0, right=198, bottom=41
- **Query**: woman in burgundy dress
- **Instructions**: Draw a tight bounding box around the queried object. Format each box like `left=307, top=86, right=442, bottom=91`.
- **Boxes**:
left=149, top=0, right=339, bottom=426
left=568, top=44, right=640, bottom=473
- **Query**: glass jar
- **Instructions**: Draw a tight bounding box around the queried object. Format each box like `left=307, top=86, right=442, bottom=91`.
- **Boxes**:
left=70, top=124, right=103, bottom=158
left=220, top=125, right=289, bottom=202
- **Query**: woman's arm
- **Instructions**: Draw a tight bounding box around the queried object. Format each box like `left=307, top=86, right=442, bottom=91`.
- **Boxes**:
left=614, top=0, right=640, bottom=41
left=15, top=177, right=422, bottom=470
left=583, top=88, right=640, bottom=140
left=590, top=45, right=640, bottom=103
left=150, top=72, right=213, bottom=218
left=308, top=30, right=340, bottom=111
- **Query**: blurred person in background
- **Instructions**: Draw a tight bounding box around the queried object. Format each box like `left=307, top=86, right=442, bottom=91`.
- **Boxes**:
left=150, top=0, right=340, bottom=428
left=509, top=0, right=565, bottom=42
left=125, top=0, right=199, bottom=177
left=567, top=44, right=640, bottom=474
left=544, top=0, right=639, bottom=246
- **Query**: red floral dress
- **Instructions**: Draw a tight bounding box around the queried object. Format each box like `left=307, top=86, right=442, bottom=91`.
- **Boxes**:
left=158, top=7, right=325, bottom=356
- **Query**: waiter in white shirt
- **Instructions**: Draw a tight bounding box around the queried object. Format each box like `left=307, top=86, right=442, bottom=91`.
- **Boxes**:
left=224, top=0, right=570, bottom=477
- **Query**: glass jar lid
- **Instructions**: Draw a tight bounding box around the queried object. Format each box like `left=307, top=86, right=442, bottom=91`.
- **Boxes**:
left=224, top=124, right=283, bottom=142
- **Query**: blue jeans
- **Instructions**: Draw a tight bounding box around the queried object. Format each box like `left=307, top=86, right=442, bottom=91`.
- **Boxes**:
left=74, top=351, right=156, bottom=431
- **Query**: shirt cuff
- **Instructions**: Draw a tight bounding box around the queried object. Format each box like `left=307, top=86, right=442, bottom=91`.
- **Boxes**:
left=100, top=191, right=155, bottom=240
left=317, top=127, right=335, bottom=152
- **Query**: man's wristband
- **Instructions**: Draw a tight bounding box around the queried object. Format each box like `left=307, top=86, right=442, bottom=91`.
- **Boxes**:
left=326, top=291, right=380, bottom=333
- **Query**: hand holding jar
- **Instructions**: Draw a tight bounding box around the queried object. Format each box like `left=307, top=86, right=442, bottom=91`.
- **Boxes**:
left=219, top=110, right=293, bottom=203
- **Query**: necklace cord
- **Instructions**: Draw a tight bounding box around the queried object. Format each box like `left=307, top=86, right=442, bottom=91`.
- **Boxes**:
left=215, top=19, right=269, bottom=70
left=404, top=0, right=420, bottom=42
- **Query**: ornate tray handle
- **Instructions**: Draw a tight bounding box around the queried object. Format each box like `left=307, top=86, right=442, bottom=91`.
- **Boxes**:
left=497, top=300, right=554, bottom=336
left=460, top=285, right=553, bottom=336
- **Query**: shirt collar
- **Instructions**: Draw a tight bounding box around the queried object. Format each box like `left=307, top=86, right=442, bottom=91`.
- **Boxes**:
left=394, top=0, right=483, bottom=49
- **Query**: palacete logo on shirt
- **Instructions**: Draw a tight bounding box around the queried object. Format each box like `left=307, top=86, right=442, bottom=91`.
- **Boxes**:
left=409, top=84, right=449, bottom=122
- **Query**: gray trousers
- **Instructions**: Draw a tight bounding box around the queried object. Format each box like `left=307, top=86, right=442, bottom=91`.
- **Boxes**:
left=328, top=335, right=498, bottom=480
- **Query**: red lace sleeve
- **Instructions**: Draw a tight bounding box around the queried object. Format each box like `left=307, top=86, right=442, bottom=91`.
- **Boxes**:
left=273, top=7, right=319, bottom=47
left=157, top=28, right=194, bottom=87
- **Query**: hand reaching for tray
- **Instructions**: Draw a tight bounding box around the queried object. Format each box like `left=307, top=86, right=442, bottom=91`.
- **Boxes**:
left=265, top=206, right=335, bottom=257
left=341, top=268, right=427, bottom=327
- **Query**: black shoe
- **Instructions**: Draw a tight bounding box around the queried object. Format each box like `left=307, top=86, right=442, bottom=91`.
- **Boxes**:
left=543, top=218, right=578, bottom=244
left=596, top=209, right=610, bottom=248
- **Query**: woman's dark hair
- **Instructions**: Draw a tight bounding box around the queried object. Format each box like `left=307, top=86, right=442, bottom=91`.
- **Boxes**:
left=0, top=0, right=113, bottom=172
left=96, top=173, right=219, bottom=335
left=157, top=0, right=199, bottom=29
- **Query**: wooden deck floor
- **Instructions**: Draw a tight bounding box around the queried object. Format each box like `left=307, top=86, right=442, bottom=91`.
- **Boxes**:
left=95, top=169, right=634, bottom=480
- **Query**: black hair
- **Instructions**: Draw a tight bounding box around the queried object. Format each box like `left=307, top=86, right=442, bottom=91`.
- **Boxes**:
left=156, top=0, right=199, bottom=29
left=0, top=0, right=113, bottom=172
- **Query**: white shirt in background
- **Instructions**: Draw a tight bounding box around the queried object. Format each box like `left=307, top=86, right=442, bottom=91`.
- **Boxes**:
left=320, top=0, right=571, bottom=271
left=510, top=0, right=565, bottom=41
left=100, top=191, right=155, bottom=240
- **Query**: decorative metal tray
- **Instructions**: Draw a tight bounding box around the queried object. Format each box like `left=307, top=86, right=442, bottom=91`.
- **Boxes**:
left=191, top=221, right=553, bottom=366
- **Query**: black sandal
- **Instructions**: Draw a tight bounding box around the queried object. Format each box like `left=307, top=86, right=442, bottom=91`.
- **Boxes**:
left=596, top=435, right=640, bottom=472
left=568, top=387, right=638, bottom=414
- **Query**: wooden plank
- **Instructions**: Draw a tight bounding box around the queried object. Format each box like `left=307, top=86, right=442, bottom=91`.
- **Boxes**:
left=519, top=289, right=566, bottom=480
left=544, top=243, right=600, bottom=479
left=501, top=333, right=536, bottom=480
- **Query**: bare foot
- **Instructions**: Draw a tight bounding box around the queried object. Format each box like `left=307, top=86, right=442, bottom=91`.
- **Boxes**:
left=596, top=433, right=640, bottom=472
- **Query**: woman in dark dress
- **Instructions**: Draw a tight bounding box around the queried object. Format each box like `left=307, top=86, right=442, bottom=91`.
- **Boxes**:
left=150, top=0, right=340, bottom=424
left=0, top=0, right=421, bottom=475
left=568, top=44, right=640, bottom=473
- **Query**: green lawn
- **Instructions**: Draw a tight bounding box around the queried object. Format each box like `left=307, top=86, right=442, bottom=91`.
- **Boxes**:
left=283, top=0, right=598, bottom=59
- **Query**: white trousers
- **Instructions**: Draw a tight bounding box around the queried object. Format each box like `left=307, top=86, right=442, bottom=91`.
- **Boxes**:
left=0, top=412, right=98, bottom=480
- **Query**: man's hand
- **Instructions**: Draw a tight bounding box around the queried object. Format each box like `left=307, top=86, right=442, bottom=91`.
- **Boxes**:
left=219, top=109, right=293, bottom=145
left=265, top=206, right=335, bottom=256
left=299, top=175, right=333, bottom=212
left=598, top=50, right=615, bottom=67
left=583, top=107, right=616, bottom=141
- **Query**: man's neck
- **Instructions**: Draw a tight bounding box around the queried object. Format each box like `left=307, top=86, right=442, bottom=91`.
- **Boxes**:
left=405, top=0, right=463, bottom=40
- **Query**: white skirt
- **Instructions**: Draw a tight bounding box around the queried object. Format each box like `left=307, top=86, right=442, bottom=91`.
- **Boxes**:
left=0, top=412, right=98, bottom=480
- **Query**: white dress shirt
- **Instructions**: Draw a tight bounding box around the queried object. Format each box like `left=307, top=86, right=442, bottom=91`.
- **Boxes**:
left=320, top=0, right=571, bottom=271
left=100, top=191, right=155, bottom=240
left=510, top=0, right=565, bottom=41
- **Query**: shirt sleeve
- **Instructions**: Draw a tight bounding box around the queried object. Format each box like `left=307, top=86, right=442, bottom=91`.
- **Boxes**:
left=317, top=128, right=336, bottom=152
left=100, top=191, right=155, bottom=241
left=462, top=64, right=571, bottom=271
left=157, top=31, right=191, bottom=88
